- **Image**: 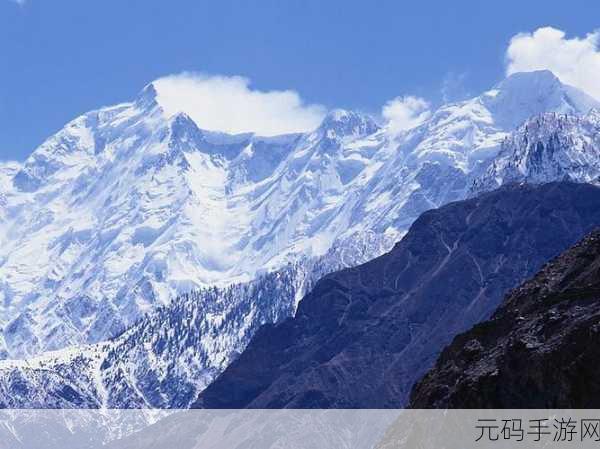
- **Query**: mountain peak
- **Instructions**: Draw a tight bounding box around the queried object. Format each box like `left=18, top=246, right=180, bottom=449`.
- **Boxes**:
left=135, top=82, right=159, bottom=110
left=168, top=111, right=198, bottom=129
left=317, top=109, right=379, bottom=137
left=482, top=70, right=600, bottom=129
left=167, top=111, right=202, bottom=143
left=498, top=69, right=561, bottom=89
left=491, top=70, right=565, bottom=106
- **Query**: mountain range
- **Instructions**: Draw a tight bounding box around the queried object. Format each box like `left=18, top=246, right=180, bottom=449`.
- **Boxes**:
left=0, top=69, right=599, bottom=408
left=1, top=69, right=597, bottom=359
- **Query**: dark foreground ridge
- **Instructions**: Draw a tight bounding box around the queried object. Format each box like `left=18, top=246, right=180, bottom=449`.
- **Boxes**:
left=411, top=229, right=600, bottom=408
left=195, top=182, right=600, bottom=408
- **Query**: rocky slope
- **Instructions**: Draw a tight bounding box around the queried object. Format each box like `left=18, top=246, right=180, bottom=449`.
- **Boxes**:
left=194, top=182, right=600, bottom=408
left=410, top=229, right=600, bottom=408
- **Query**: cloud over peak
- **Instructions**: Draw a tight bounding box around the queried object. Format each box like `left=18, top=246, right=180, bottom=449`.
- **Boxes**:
left=506, top=27, right=600, bottom=100
left=381, top=96, right=431, bottom=135
left=153, top=73, right=326, bottom=136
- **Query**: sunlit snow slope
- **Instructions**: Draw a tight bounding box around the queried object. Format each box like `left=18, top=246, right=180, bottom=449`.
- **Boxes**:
left=0, top=70, right=597, bottom=364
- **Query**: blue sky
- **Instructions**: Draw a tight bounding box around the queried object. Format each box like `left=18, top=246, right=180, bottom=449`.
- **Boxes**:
left=1, top=0, right=599, bottom=160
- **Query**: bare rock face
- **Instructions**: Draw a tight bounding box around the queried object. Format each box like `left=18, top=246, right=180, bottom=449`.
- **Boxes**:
left=194, top=182, right=600, bottom=408
left=411, top=229, right=600, bottom=408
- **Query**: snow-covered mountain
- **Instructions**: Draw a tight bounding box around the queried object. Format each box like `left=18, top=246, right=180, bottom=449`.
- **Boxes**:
left=0, top=69, right=599, bottom=407
left=0, top=161, right=20, bottom=227
left=0, top=247, right=375, bottom=408
left=0, top=85, right=403, bottom=359
left=472, top=109, right=600, bottom=193
left=0, top=266, right=303, bottom=408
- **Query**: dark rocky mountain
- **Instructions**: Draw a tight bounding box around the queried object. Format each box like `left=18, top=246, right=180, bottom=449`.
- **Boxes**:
left=194, top=182, right=600, bottom=408
left=410, top=229, right=600, bottom=408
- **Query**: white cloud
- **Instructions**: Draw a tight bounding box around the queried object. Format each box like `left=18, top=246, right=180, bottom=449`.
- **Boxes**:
left=10, top=0, right=26, bottom=6
left=153, top=72, right=326, bottom=136
left=381, top=96, right=431, bottom=134
left=506, top=27, right=600, bottom=100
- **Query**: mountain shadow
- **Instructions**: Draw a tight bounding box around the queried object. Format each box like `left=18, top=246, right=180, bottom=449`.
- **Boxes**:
left=411, top=228, right=600, bottom=408
left=194, top=182, right=600, bottom=408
